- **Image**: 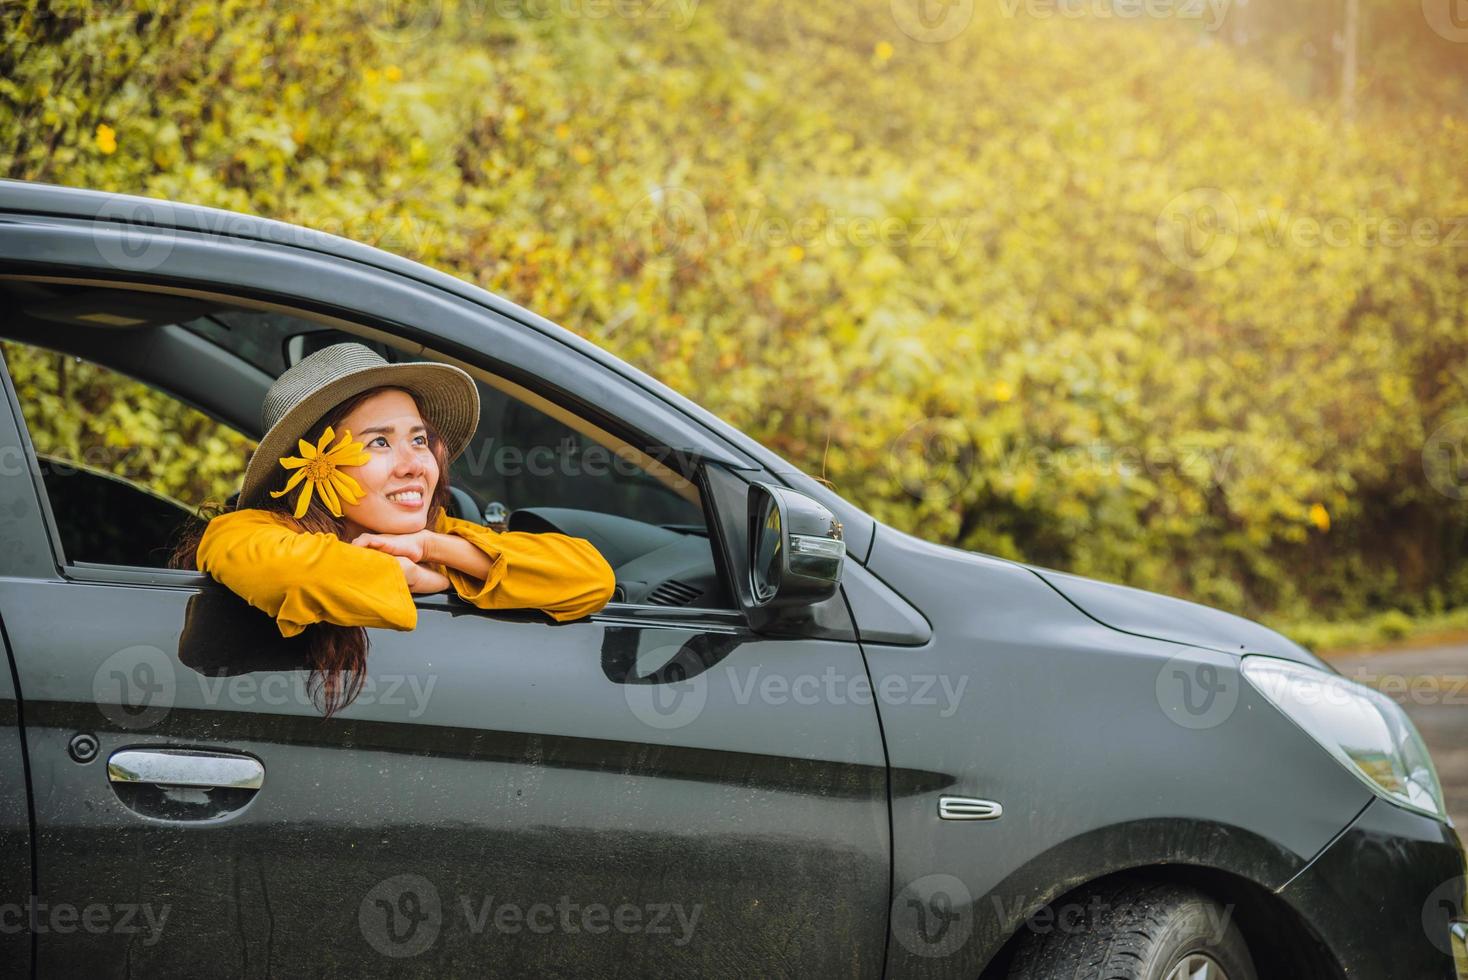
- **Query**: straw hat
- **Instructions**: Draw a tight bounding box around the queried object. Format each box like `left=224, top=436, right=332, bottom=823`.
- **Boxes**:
left=238, top=342, right=480, bottom=507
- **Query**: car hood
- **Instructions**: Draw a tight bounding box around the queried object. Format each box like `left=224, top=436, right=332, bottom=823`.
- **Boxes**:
left=1024, top=564, right=1324, bottom=668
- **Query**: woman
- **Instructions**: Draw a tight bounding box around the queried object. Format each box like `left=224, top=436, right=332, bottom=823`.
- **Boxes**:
left=172, top=342, right=617, bottom=717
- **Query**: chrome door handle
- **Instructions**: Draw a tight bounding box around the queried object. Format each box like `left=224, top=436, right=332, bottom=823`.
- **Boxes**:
left=938, top=796, right=1003, bottom=821
left=108, top=748, right=264, bottom=791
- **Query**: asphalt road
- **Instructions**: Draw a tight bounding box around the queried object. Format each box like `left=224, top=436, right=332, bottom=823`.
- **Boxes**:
left=1328, top=643, right=1468, bottom=832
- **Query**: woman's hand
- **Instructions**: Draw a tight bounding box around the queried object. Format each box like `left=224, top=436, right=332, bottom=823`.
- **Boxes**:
left=352, top=530, right=437, bottom=564
left=353, top=528, right=495, bottom=590
left=395, top=555, right=451, bottom=594
left=354, top=532, right=450, bottom=593
left=357, top=527, right=497, bottom=585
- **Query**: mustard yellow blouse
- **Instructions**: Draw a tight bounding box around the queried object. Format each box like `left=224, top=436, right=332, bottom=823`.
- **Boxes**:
left=196, top=507, right=616, bottom=637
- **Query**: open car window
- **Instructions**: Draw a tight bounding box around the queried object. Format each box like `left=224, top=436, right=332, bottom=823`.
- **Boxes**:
left=182, top=316, right=734, bottom=610
left=0, top=281, right=735, bottom=610
left=182, top=316, right=705, bottom=526
left=0, top=339, right=255, bottom=569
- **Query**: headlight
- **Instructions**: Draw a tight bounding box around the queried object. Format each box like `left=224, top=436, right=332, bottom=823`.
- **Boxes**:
left=1242, top=656, right=1447, bottom=822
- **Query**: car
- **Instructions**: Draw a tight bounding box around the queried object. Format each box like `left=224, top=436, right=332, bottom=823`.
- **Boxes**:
left=0, top=179, right=1462, bottom=980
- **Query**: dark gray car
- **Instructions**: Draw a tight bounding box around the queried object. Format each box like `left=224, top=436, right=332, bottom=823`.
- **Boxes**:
left=0, top=181, right=1463, bottom=979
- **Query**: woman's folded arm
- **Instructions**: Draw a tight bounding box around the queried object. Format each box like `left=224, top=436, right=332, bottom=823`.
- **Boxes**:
left=197, top=509, right=418, bottom=637
left=431, top=514, right=617, bottom=622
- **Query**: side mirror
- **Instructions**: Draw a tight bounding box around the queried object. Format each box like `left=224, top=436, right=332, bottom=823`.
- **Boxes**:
left=747, top=482, right=846, bottom=607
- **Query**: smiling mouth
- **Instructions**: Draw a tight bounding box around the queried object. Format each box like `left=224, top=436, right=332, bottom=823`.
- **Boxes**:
left=386, top=488, right=425, bottom=506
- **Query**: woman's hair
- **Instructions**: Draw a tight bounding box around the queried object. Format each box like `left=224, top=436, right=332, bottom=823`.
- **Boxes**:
left=170, top=385, right=454, bottom=719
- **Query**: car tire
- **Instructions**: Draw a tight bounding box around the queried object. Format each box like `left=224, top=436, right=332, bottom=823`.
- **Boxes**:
left=1005, top=878, right=1257, bottom=980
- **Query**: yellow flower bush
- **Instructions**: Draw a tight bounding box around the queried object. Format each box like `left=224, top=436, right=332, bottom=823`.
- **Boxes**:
left=3, top=0, right=1466, bottom=629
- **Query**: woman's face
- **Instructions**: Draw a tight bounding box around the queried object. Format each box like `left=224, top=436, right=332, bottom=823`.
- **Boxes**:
left=334, top=388, right=440, bottom=536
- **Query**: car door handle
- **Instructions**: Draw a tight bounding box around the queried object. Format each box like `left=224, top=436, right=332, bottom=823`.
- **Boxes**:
left=108, top=748, right=265, bottom=791
left=938, top=796, right=1003, bottom=821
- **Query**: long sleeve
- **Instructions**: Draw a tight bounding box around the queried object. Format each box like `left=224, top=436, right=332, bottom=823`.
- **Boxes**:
left=432, top=512, right=616, bottom=622
left=197, top=509, right=418, bottom=638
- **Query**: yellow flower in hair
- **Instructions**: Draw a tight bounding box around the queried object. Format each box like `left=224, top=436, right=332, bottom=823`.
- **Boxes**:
left=270, top=426, right=371, bottom=519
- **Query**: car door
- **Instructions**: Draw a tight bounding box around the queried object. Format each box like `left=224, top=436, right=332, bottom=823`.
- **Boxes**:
left=0, top=611, right=32, bottom=977
left=0, top=285, right=890, bottom=978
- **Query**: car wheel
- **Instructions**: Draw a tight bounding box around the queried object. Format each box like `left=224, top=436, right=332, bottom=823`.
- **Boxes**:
left=1005, top=879, right=1257, bottom=980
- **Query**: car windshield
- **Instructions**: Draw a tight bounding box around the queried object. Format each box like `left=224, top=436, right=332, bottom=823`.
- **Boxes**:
left=182, top=310, right=302, bottom=377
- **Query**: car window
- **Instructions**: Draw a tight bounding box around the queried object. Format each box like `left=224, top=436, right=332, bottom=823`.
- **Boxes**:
left=0, top=284, right=734, bottom=607
left=454, top=376, right=703, bottom=527
left=0, top=340, right=256, bottom=568
left=179, top=315, right=732, bottom=609
left=183, top=318, right=706, bottom=525
left=183, top=309, right=303, bottom=377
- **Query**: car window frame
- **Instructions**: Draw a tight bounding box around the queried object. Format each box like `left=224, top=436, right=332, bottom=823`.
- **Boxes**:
left=0, top=214, right=894, bottom=565
left=2, top=273, right=721, bottom=517
left=0, top=275, right=753, bottom=624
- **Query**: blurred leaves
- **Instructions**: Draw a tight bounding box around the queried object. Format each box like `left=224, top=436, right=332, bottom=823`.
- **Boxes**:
left=2, top=0, right=1467, bottom=622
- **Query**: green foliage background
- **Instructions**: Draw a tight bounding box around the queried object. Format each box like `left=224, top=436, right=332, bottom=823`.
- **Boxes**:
left=3, top=0, right=1467, bottom=635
